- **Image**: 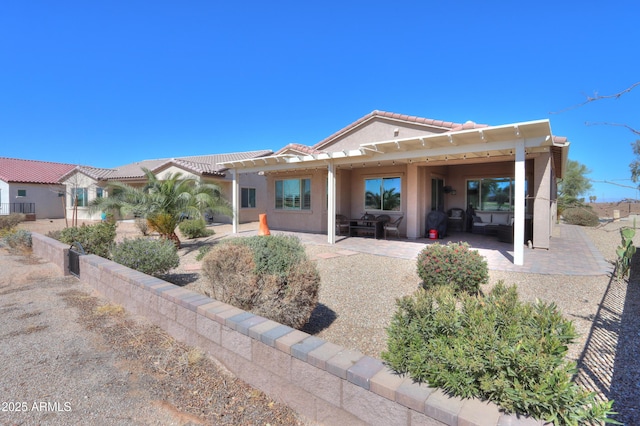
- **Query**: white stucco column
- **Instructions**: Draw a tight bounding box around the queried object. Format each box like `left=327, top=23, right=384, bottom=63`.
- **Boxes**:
left=327, top=161, right=336, bottom=244
left=231, top=169, right=239, bottom=234
left=406, top=163, right=420, bottom=239
left=514, top=140, right=525, bottom=265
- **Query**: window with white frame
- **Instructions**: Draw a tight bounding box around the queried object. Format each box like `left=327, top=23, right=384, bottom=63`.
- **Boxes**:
left=364, top=177, right=401, bottom=211
left=71, top=188, right=88, bottom=207
left=275, top=178, right=311, bottom=210
left=96, top=187, right=104, bottom=199
left=241, top=188, right=256, bottom=208
left=467, top=178, right=524, bottom=211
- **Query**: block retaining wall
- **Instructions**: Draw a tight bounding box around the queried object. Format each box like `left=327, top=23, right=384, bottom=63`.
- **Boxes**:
left=31, top=232, right=540, bottom=426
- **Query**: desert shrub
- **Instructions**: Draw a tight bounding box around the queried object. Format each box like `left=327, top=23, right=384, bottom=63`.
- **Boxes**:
left=195, top=245, right=211, bottom=261
left=111, top=237, right=179, bottom=276
left=201, top=235, right=319, bottom=329
left=416, top=242, right=488, bottom=294
left=46, top=229, right=63, bottom=241
left=135, top=217, right=149, bottom=236
left=232, top=234, right=306, bottom=277
left=382, top=283, right=616, bottom=425
left=562, top=206, right=599, bottom=227
left=57, top=222, right=117, bottom=258
left=0, top=213, right=25, bottom=231
left=2, top=229, right=32, bottom=251
left=178, top=218, right=213, bottom=239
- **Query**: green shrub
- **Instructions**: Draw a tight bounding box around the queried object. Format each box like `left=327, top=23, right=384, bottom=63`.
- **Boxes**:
left=178, top=218, right=214, bottom=239
left=0, top=213, right=26, bottom=231
left=562, top=206, right=599, bottom=227
left=2, top=229, right=32, bottom=251
left=111, top=237, right=179, bottom=276
left=416, top=242, right=488, bottom=294
left=231, top=234, right=307, bottom=277
left=195, top=245, right=211, bottom=261
left=57, top=222, right=117, bottom=258
left=382, top=283, right=616, bottom=424
left=201, top=235, right=320, bottom=329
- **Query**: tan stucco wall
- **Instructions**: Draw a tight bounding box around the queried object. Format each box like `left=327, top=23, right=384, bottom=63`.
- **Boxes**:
left=62, top=171, right=104, bottom=221
left=319, top=118, right=445, bottom=152
left=215, top=172, right=268, bottom=223
left=265, top=169, right=327, bottom=233
left=5, top=182, right=66, bottom=219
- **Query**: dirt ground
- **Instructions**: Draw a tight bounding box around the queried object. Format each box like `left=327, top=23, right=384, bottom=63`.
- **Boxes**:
left=0, top=245, right=305, bottom=425
left=588, top=201, right=640, bottom=219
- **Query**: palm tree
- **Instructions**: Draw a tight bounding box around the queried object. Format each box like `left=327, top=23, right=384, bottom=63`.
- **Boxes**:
left=90, top=168, right=232, bottom=248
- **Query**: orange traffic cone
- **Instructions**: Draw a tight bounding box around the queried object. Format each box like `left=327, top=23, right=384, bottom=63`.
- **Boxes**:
left=258, top=213, right=271, bottom=236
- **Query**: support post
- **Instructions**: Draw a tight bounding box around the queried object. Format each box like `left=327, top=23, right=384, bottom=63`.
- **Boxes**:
left=327, top=161, right=336, bottom=244
left=231, top=169, right=239, bottom=234
left=514, top=140, right=525, bottom=265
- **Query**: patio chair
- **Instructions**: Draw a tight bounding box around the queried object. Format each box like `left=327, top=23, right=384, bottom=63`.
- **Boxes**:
left=336, top=214, right=350, bottom=236
left=384, top=216, right=403, bottom=239
left=376, top=214, right=391, bottom=225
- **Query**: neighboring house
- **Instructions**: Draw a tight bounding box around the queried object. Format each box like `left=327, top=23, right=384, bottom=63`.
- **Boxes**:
left=0, top=157, right=76, bottom=219
left=220, top=110, right=570, bottom=266
left=59, top=150, right=273, bottom=222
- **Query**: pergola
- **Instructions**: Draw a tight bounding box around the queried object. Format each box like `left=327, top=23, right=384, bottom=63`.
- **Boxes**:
left=219, top=119, right=569, bottom=265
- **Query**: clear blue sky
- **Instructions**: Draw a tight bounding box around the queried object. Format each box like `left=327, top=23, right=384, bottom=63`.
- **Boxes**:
left=1, top=1, right=638, bottom=201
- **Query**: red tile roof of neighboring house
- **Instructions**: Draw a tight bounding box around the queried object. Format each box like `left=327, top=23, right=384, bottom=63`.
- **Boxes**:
left=0, top=157, right=77, bottom=184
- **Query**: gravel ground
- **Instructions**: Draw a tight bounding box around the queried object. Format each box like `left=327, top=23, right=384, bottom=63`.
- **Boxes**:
left=0, top=245, right=305, bottom=425
left=17, top=218, right=640, bottom=424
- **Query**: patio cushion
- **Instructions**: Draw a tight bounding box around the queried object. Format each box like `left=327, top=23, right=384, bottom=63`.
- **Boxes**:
left=492, top=212, right=511, bottom=225
left=476, top=212, right=492, bottom=223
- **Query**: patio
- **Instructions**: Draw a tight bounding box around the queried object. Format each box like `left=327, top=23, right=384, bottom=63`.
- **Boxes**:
left=236, top=223, right=611, bottom=276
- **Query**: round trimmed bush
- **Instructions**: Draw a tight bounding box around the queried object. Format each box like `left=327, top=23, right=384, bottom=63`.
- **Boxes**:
left=201, top=235, right=320, bottom=329
left=57, top=222, right=117, bottom=258
left=178, top=218, right=214, bottom=239
left=111, top=237, right=179, bottom=276
left=416, top=241, right=488, bottom=294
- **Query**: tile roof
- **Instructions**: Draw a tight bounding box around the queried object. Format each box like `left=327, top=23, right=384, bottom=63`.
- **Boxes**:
left=105, top=150, right=274, bottom=180
left=0, top=157, right=77, bottom=184
left=275, top=143, right=325, bottom=156
left=313, top=110, right=479, bottom=150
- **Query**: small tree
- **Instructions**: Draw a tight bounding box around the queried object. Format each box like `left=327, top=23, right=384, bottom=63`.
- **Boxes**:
left=90, top=168, right=231, bottom=248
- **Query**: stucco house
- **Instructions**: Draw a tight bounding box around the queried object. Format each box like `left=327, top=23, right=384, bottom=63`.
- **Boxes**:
left=59, top=150, right=273, bottom=222
left=221, top=110, right=570, bottom=265
left=0, top=157, right=76, bottom=219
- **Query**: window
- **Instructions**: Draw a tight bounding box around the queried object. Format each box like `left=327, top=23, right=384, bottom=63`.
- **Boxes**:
left=365, top=177, right=401, bottom=211
left=71, top=188, right=88, bottom=207
left=467, top=178, right=520, bottom=211
left=275, top=178, right=311, bottom=210
left=241, top=188, right=256, bottom=208
left=96, top=187, right=104, bottom=198
left=17, top=189, right=26, bottom=197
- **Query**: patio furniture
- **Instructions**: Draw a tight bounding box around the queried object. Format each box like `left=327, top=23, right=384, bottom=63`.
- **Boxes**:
left=447, top=208, right=466, bottom=232
left=471, top=211, right=512, bottom=235
left=384, top=216, right=403, bottom=239
left=376, top=214, right=391, bottom=225
left=426, top=210, right=447, bottom=238
left=336, top=214, right=351, bottom=236
left=350, top=215, right=384, bottom=239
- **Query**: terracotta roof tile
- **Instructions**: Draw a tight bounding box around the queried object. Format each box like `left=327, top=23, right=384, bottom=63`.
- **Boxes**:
left=313, top=110, right=471, bottom=150
left=0, top=157, right=76, bottom=184
left=275, top=143, right=325, bottom=156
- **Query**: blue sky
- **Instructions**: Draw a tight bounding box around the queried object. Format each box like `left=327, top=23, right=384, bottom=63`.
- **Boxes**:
left=1, top=1, right=638, bottom=201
